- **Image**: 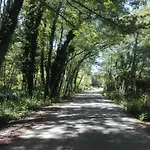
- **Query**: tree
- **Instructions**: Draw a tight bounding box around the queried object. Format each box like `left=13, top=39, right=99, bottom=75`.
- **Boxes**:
left=44, top=2, right=62, bottom=102
left=50, top=29, right=75, bottom=99
left=1, top=0, right=148, bottom=101
left=0, top=0, right=24, bottom=68
left=21, top=0, right=43, bottom=97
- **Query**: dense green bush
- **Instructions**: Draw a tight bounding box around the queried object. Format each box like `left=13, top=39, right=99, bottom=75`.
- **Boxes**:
left=0, top=95, right=50, bottom=127
left=125, top=98, right=150, bottom=121
left=106, top=90, right=150, bottom=121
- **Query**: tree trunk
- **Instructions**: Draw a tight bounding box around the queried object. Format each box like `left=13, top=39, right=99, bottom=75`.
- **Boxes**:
left=22, top=0, right=43, bottom=97
left=44, top=6, right=61, bottom=102
left=0, top=0, right=24, bottom=68
left=50, top=29, right=75, bottom=100
left=40, top=48, right=45, bottom=85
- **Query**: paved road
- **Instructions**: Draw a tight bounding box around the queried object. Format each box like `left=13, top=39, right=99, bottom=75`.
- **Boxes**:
left=1, top=90, right=150, bottom=150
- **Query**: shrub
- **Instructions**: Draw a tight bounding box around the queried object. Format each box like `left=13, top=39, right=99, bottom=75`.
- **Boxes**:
left=0, top=96, right=48, bottom=127
left=105, top=89, right=150, bottom=121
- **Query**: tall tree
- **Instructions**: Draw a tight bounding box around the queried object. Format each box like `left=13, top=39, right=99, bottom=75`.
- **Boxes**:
left=50, top=29, right=75, bottom=99
left=0, top=0, right=24, bottom=68
left=44, top=3, right=62, bottom=102
left=22, top=0, right=43, bottom=97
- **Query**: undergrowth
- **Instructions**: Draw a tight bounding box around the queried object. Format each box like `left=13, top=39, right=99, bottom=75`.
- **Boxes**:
left=104, top=90, right=150, bottom=121
left=0, top=96, right=51, bottom=128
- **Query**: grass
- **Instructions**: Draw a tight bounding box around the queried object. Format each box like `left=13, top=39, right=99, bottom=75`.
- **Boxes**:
left=0, top=97, right=51, bottom=128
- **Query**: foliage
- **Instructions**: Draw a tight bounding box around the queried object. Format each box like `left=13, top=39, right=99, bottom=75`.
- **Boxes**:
left=100, top=1, right=150, bottom=121
left=0, top=92, right=50, bottom=127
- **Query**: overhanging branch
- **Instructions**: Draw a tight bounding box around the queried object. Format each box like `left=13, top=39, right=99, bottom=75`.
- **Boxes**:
left=40, top=1, right=77, bottom=28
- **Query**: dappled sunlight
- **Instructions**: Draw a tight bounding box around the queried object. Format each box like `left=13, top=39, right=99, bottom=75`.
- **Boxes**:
left=120, top=117, right=140, bottom=123
left=1, top=91, right=150, bottom=150
left=104, top=119, right=134, bottom=130
left=23, top=125, right=78, bottom=139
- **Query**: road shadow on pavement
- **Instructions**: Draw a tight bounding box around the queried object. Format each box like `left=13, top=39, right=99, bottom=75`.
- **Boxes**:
left=1, top=91, right=150, bottom=150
